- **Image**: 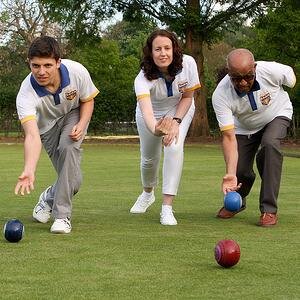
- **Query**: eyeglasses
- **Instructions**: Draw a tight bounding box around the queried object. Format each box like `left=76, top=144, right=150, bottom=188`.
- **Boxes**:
left=229, top=74, right=255, bottom=83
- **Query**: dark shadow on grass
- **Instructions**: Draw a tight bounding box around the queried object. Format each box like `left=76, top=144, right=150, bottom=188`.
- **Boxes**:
left=128, top=212, right=160, bottom=225
left=175, top=211, right=246, bottom=223
left=174, top=210, right=277, bottom=230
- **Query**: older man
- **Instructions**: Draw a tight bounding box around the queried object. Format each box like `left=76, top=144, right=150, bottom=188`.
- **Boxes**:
left=212, top=48, right=296, bottom=226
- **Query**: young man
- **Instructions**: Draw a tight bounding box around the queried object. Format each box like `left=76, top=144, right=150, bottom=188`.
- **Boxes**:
left=212, top=48, right=296, bottom=226
left=15, top=36, right=99, bottom=234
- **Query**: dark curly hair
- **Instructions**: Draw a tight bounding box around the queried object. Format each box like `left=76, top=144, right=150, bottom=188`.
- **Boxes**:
left=141, top=29, right=183, bottom=81
left=28, top=36, right=61, bottom=61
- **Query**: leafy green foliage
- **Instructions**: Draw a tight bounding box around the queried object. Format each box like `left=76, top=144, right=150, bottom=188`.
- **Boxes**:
left=41, top=0, right=116, bottom=45
left=0, top=46, right=28, bottom=134
left=104, top=19, right=157, bottom=58
left=249, top=0, right=300, bottom=66
left=69, top=39, right=139, bottom=133
left=112, top=0, right=277, bottom=44
left=226, top=0, right=300, bottom=137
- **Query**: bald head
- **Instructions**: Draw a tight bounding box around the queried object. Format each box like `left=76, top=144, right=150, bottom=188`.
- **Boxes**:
left=227, top=48, right=255, bottom=72
left=226, top=49, right=256, bottom=93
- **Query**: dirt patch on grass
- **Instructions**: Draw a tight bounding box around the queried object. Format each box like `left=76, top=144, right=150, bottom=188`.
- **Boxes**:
left=1, top=135, right=300, bottom=149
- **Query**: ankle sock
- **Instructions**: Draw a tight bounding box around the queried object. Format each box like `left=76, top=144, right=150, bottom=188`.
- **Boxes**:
left=161, top=204, right=172, bottom=213
left=142, top=191, right=153, bottom=199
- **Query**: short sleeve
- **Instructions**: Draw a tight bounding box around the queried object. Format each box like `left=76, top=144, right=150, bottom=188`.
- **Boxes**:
left=184, top=55, right=201, bottom=91
left=212, top=87, right=235, bottom=131
left=134, top=70, right=152, bottom=101
left=16, top=80, right=37, bottom=123
left=70, top=61, right=99, bottom=102
left=257, top=61, right=296, bottom=89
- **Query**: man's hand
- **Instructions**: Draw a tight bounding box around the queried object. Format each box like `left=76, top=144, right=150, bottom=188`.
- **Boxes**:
left=69, top=124, right=85, bottom=141
left=222, top=174, right=242, bottom=195
left=15, top=171, right=35, bottom=196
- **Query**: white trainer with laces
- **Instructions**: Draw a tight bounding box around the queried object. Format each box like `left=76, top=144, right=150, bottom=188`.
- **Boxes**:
left=32, top=186, right=52, bottom=223
left=50, top=218, right=72, bottom=234
left=160, top=205, right=177, bottom=226
left=130, top=193, right=155, bottom=213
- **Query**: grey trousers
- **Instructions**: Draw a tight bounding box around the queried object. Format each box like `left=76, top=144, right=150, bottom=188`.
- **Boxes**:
left=40, top=108, right=86, bottom=219
left=236, top=116, right=291, bottom=214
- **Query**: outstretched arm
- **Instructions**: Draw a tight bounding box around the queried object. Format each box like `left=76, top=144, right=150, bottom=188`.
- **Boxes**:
left=221, top=129, right=241, bottom=194
left=15, top=120, right=42, bottom=195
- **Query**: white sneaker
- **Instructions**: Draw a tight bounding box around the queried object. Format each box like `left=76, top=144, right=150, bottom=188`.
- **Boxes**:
left=33, top=186, right=52, bottom=223
left=130, top=193, right=155, bottom=213
left=50, top=218, right=72, bottom=234
left=160, top=206, right=177, bottom=226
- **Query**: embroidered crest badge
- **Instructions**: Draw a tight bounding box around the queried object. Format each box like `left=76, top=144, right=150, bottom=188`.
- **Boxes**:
left=260, top=91, right=271, bottom=105
left=65, top=90, right=77, bottom=101
left=178, top=81, right=188, bottom=93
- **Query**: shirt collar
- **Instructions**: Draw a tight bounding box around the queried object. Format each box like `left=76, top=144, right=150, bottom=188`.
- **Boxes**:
left=158, top=68, right=182, bottom=79
left=235, top=79, right=260, bottom=98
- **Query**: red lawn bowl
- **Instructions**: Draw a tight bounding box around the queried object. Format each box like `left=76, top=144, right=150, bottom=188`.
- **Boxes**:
left=214, top=239, right=240, bottom=268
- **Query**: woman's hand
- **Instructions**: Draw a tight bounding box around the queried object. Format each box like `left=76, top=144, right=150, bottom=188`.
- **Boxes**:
left=154, top=116, right=173, bottom=136
left=162, top=119, right=180, bottom=146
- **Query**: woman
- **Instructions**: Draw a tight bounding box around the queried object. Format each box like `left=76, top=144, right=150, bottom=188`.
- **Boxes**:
left=130, top=29, right=201, bottom=225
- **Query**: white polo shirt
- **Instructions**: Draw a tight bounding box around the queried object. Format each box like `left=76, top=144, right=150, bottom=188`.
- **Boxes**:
left=16, top=59, right=99, bottom=134
left=212, top=61, right=296, bottom=135
left=135, top=54, right=201, bottom=119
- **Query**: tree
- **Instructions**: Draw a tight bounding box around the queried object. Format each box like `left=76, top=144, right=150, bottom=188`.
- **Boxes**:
left=0, top=0, right=61, bottom=135
left=0, top=45, right=28, bottom=135
left=235, top=0, right=300, bottom=137
left=112, top=0, right=278, bottom=137
left=41, top=0, right=116, bottom=46
left=244, top=0, right=300, bottom=66
left=69, top=39, right=140, bottom=133
left=0, top=0, right=62, bottom=51
left=103, top=17, right=157, bottom=58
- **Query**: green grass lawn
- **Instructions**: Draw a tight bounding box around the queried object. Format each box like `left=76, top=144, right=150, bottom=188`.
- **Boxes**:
left=1, top=143, right=300, bottom=299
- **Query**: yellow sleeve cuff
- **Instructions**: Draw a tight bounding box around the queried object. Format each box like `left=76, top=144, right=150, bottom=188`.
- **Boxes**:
left=20, top=115, right=36, bottom=124
left=81, top=89, right=100, bottom=102
left=220, top=124, right=235, bottom=131
left=137, top=94, right=150, bottom=101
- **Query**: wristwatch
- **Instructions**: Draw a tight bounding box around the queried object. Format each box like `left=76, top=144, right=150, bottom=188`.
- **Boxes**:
left=173, top=117, right=182, bottom=124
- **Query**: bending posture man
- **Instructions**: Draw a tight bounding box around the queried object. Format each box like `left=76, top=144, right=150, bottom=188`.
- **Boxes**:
left=15, top=36, right=99, bottom=234
left=212, top=48, right=296, bottom=226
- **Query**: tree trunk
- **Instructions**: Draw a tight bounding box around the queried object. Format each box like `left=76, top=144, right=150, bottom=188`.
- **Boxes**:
left=185, top=0, right=210, bottom=137
left=185, top=28, right=210, bottom=137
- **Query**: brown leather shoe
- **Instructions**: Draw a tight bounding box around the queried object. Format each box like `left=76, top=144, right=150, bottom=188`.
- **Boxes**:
left=216, top=206, right=246, bottom=219
left=258, top=213, right=277, bottom=226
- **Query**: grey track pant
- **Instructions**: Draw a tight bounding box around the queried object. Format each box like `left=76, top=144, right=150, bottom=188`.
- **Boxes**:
left=40, top=108, right=86, bottom=219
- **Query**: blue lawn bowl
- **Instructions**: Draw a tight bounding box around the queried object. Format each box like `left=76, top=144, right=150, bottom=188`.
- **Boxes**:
left=224, top=192, right=242, bottom=212
left=3, top=219, right=24, bottom=243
